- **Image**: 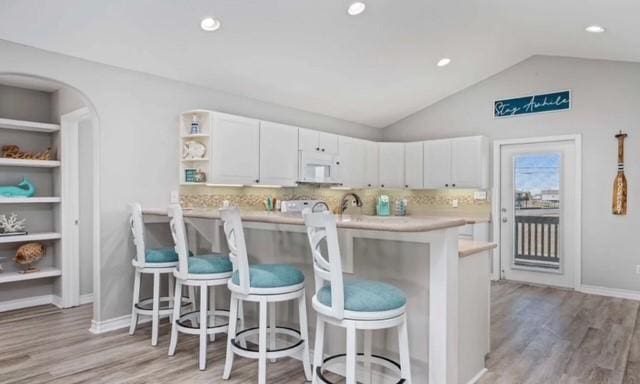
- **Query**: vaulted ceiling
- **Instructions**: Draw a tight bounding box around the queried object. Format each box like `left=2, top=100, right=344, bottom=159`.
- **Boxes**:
left=0, top=0, right=637, bottom=128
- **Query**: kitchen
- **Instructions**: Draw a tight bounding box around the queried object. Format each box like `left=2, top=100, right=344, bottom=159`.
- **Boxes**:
left=0, top=2, right=639, bottom=384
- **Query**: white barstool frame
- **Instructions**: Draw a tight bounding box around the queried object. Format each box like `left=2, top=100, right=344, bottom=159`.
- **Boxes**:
left=220, top=207, right=312, bottom=384
left=167, top=204, right=236, bottom=371
left=303, top=211, right=412, bottom=384
left=129, top=202, right=193, bottom=346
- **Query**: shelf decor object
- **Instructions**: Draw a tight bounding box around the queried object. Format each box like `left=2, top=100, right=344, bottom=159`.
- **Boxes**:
left=0, top=178, right=36, bottom=197
left=190, top=114, right=201, bottom=135
left=612, top=131, right=628, bottom=215
left=182, top=140, right=206, bottom=160
left=14, top=242, right=46, bottom=274
left=0, top=212, right=27, bottom=236
left=2, top=144, right=56, bottom=160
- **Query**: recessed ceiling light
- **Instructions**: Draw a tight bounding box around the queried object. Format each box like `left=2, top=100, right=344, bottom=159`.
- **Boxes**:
left=201, top=17, right=221, bottom=32
left=585, top=25, right=606, bottom=33
left=437, top=58, right=451, bottom=67
left=347, top=2, right=366, bottom=16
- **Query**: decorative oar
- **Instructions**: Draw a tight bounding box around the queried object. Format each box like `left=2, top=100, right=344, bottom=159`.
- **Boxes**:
left=612, top=131, right=628, bottom=215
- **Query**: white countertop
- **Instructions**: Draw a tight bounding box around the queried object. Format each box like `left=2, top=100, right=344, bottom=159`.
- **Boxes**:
left=144, top=208, right=466, bottom=233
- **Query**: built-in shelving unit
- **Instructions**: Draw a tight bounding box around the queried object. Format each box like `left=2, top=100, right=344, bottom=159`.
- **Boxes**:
left=179, top=110, right=210, bottom=185
left=0, top=267, right=62, bottom=284
left=0, top=197, right=61, bottom=204
left=0, top=113, right=67, bottom=311
left=0, top=117, right=60, bottom=133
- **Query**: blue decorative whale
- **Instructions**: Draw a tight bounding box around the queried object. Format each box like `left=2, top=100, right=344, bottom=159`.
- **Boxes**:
left=0, top=178, right=36, bottom=197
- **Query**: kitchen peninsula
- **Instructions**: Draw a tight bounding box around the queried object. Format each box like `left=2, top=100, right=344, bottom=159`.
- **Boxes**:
left=144, top=208, right=493, bottom=384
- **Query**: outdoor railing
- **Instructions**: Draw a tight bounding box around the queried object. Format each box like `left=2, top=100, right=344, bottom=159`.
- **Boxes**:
left=514, top=215, right=560, bottom=266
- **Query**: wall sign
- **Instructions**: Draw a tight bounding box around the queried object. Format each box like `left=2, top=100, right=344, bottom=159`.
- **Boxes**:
left=494, top=90, right=570, bottom=118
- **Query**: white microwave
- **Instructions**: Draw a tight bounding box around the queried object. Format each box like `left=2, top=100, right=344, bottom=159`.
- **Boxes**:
left=298, top=151, right=341, bottom=185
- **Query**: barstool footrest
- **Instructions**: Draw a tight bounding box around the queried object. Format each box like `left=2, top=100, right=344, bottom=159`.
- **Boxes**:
left=175, top=309, right=230, bottom=334
left=316, top=353, right=406, bottom=384
left=134, top=296, right=191, bottom=312
left=230, top=326, right=305, bottom=359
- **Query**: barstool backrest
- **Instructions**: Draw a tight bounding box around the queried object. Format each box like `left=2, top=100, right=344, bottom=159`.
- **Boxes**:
left=168, top=204, right=190, bottom=279
left=129, top=202, right=147, bottom=266
left=220, top=207, right=250, bottom=296
left=303, top=210, right=345, bottom=320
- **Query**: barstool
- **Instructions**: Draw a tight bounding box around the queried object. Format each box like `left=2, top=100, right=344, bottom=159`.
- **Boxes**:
left=129, top=202, right=193, bottom=346
left=167, top=204, right=234, bottom=370
left=303, top=211, right=412, bottom=384
left=220, top=207, right=312, bottom=384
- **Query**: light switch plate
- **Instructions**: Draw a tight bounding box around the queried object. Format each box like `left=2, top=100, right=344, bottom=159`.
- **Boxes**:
left=452, top=199, right=459, bottom=208
left=474, top=191, right=487, bottom=200
left=170, top=191, right=180, bottom=204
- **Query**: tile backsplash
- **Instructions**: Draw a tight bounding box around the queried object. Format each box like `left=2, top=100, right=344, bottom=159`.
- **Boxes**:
left=181, top=185, right=491, bottom=217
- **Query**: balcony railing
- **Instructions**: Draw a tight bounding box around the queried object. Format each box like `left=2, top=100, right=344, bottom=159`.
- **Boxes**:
left=514, top=215, right=560, bottom=268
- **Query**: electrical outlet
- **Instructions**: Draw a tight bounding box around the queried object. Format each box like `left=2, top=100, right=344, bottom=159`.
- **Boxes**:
left=170, top=191, right=180, bottom=204
left=474, top=191, right=487, bottom=200
left=452, top=199, right=459, bottom=208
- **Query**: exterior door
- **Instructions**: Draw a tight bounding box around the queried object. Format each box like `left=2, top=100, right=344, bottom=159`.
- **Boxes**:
left=499, top=140, right=577, bottom=288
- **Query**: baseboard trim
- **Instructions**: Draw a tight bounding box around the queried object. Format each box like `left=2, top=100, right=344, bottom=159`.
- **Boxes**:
left=466, top=368, right=488, bottom=384
left=0, top=294, right=54, bottom=312
left=579, top=284, right=640, bottom=301
left=52, top=295, right=63, bottom=308
left=89, top=313, right=166, bottom=334
left=80, top=293, right=94, bottom=305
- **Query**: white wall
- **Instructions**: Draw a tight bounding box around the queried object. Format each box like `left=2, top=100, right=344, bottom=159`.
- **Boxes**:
left=384, top=55, right=640, bottom=292
left=0, top=84, right=52, bottom=122
left=0, top=38, right=380, bottom=321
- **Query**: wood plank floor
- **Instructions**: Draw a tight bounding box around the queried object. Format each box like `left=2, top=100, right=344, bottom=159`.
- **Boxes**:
left=1, top=281, right=640, bottom=383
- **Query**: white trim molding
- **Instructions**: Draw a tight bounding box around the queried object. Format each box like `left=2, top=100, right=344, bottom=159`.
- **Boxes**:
left=579, top=285, right=640, bottom=301
left=80, top=293, right=94, bottom=305
left=0, top=294, right=55, bottom=312
left=466, top=368, right=488, bottom=384
left=89, top=313, right=166, bottom=334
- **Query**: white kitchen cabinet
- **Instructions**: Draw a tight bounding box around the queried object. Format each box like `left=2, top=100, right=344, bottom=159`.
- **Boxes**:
left=259, top=121, right=299, bottom=186
left=338, top=136, right=367, bottom=188
left=404, top=142, right=423, bottom=189
left=210, top=113, right=260, bottom=185
left=451, top=136, right=489, bottom=189
left=423, top=136, right=488, bottom=189
left=364, top=140, right=379, bottom=188
left=299, top=128, right=338, bottom=154
left=423, top=139, right=452, bottom=188
left=378, top=142, right=405, bottom=189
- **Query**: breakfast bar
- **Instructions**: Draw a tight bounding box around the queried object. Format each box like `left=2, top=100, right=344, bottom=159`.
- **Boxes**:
left=144, top=208, right=491, bottom=384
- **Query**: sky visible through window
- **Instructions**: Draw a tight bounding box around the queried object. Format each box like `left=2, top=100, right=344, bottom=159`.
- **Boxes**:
left=515, top=153, right=561, bottom=195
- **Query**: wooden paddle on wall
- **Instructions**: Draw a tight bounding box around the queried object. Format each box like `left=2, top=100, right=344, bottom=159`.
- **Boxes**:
left=612, top=131, right=628, bottom=215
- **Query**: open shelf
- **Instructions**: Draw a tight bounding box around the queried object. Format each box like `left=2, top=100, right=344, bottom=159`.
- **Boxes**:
left=0, top=232, right=62, bottom=244
left=0, top=267, right=62, bottom=284
left=180, top=182, right=206, bottom=186
left=0, top=197, right=61, bottom=204
left=181, top=134, right=209, bottom=139
left=0, top=118, right=60, bottom=133
left=0, top=158, right=61, bottom=168
left=181, top=158, right=209, bottom=162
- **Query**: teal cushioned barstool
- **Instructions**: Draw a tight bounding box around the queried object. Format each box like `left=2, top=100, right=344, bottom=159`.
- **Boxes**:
left=167, top=204, right=237, bottom=371
left=220, top=207, right=311, bottom=384
left=303, top=211, right=412, bottom=384
left=128, top=203, right=195, bottom=347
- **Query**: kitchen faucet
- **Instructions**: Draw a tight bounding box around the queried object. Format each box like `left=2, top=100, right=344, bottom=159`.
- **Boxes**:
left=340, top=193, right=363, bottom=213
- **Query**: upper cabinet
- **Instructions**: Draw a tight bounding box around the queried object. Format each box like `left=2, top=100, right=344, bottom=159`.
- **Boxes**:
left=259, top=121, right=299, bottom=187
left=378, top=142, right=405, bottom=189
left=424, top=136, right=488, bottom=189
left=423, top=139, right=452, bottom=188
left=299, top=128, right=339, bottom=154
left=450, top=136, right=489, bottom=189
left=404, top=142, right=423, bottom=189
left=338, top=136, right=367, bottom=188
left=364, top=141, right=379, bottom=188
left=210, top=113, right=260, bottom=185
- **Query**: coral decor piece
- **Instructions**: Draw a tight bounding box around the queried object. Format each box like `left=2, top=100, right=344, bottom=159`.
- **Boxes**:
left=0, top=213, right=26, bottom=234
left=14, top=242, right=46, bottom=273
left=1, top=144, right=56, bottom=160
left=0, top=178, right=36, bottom=197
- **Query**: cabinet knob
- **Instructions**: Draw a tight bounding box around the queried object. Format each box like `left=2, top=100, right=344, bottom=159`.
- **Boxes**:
left=405, top=184, right=409, bottom=188
left=452, top=183, right=456, bottom=187
left=445, top=184, right=449, bottom=187
left=321, top=148, right=325, bottom=152
left=368, top=184, right=372, bottom=187
left=255, top=179, right=260, bottom=183
left=316, top=147, right=320, bottom=151
left=381, top=184, right=385, bottom=188
left=336, top=161, right=340, bottom=165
